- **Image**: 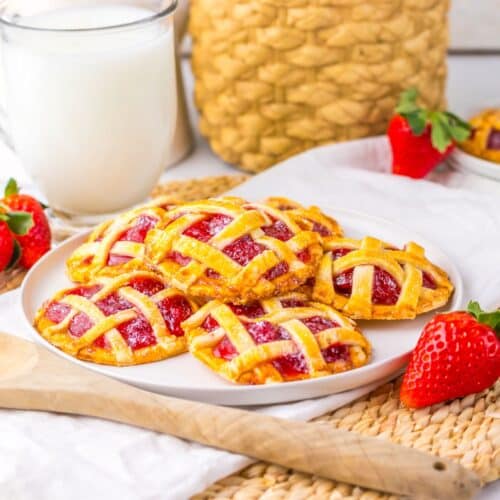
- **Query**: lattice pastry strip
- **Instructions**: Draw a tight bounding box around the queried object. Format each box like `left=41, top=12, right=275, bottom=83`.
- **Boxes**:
left=262, top=196, right=343, bottom=242
left=66, top=200, right=175, bottom=283
left=312, top=236, right=454, bottom=320
left=182, top=295, right=371, bottom=384
left=146, top=197, right=323, bottom=303
left=35, top=271, right=198, bottom=366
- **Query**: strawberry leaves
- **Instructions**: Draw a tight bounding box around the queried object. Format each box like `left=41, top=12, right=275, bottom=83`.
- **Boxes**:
left=4, top=178, right=19, bottom=197
left=396, top=88, right=472, bottom=153
left=467, top=301, right=500, bottom=335
left=0, top=211, right=33, bottom=236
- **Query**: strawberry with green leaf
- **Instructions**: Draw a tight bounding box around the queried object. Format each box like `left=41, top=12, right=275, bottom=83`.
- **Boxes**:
left=1, top=178, right=51, bottom=269
left=388, top=88, right=472, bottom=178
left=0, top=197, right=33, bottom=271
left=401, top=301, right=500, bottom=409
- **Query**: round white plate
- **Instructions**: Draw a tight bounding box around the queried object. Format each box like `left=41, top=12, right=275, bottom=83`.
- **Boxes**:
left=448, top=148, right=500, bottom=181
left=21, top=208, right=463, bottom=406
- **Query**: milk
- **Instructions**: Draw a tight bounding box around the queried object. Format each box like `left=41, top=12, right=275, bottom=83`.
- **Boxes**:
left=2, top=4, right=177, bottom=215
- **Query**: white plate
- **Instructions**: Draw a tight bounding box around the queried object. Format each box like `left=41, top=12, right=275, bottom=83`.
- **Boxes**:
left=21, top=207, right=463, bottom=406
left=448, top=148, right=500, bottom=181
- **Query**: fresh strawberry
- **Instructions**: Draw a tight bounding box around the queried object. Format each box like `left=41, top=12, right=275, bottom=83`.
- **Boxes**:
left=388, top=88, right=471, bottom=178
left=0, top=220, right=14, bottom=271
left=401, top=301, right=500, bottom=409
left=2, top=178, right=51, bottom=269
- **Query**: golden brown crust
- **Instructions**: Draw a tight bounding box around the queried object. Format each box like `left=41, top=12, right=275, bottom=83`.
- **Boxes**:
left=66, top=203, right=170, bottom=283
left=34, top=271, right=198, bottom=366
left=263, top=197, right=343, bottom=242
left=460, top=109, right=500, bottom=163
left=183, top=296, right=371, bottom=385
left=145, top=197, right=323, bottom=303
left=312, top=236, right=454, bottom=320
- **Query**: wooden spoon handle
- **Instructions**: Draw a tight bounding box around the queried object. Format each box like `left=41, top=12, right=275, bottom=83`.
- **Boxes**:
left=0, top=333, right=480, bottom=499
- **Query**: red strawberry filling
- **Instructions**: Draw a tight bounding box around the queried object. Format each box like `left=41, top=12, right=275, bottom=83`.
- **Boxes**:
left=323, top=344, right=350, bottom=363
left=120, top=215, right=158, bottom=243
left=312, top=222, right=331, bottom=237
left=167, top=213, right=309, bottom=281
left=301, top=316, right=338, bottom=333
left=245, top=320, right=291, bottom=344
left=262, top=219, right=293, bottom=241
left=106, top=215, right=158, bottom=266
left=422, top=272, right=437, bottom=289
left=487, top=129, right=500, bottom=150
left=209, top=315, right=345, bottom=379
left=332, top=248, right=404, bottom=305
left=167, top=251, right=192, bottom=266
left=129, top=276, right=165, bottom=296
left=156, top=295, right=194, bottom=337
left=116, top=314, right=157, bottom=350
left=223, top=234, right=265, bottom=266
left=332, top=248, right=353, bottom=260
left=334, top=267, right=401, bottom=305
left=44, top=277, right=194, bottom=351
left=229, top=303, right=266, bottom=318
left=279, top=298, right=306, bottom=308
left=213, top=336, right=238, bottom=360
left=372, top=268, right=401, bottom=305
left=183, top=213, right=233, bottom=242
left=69, top=313, right=94, bottom=337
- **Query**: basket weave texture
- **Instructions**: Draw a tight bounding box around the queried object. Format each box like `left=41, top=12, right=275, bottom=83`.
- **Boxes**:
left=190, top=0, right=450, bottom=173
left=196, top=377, right=500, bottom=499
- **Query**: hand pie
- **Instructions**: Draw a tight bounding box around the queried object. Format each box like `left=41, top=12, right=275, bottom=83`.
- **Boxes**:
left=263, top=196, right=343, bottom=241
left=145, top=197, right=323, bottom=303
left=34, top=271, right=198, bottom=366
left=182, top=296, right=371, bottom=384
left=66, top=203, right=171, bottom=283
left=311, top=236, right=454, bottom=319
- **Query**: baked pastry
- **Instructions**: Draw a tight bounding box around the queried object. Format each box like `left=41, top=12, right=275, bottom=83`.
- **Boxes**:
left=460, top=109, right=500, bottom=163
left=145, top=197, right=323, bottom=303
left=34, top=271, right=198, bottom=366
left=67, top=203, right=169, bottom=283
left=311, top=236, right=454, bottom=319
left=263, top=196, right=343, bottom=241
left=183, top=295, right=371, bottom=384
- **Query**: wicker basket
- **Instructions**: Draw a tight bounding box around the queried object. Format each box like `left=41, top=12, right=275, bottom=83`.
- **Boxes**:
left=190, top=0, right=450, bottom=173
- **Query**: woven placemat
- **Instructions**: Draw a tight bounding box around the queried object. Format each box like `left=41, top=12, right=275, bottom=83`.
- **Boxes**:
left=195, top=379, right=499, bottom=499
left=1, top=174, right=498, bottom=499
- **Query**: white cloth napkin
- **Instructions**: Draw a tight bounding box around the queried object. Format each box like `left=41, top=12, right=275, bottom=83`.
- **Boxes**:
left=1, top=137, right=499, bottom=500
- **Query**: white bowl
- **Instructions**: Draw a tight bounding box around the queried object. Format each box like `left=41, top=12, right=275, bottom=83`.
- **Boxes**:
left=448, top=147, right=500, bottom=181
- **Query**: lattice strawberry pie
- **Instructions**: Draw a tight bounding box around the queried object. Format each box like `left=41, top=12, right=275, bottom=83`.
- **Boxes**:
left=145, top=197, right=323, bottom=303
left=182, top=296, right=371, bottom=384
left=262, top=196, right=343, bottom=242
left=66, top=198, right=178, bottom=283
left=311, top=236, right=454, bottom=320
left=34, top=271, right=198, bottom=366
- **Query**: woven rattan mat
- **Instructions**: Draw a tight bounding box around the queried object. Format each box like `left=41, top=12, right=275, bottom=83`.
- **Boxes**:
left=1, top=175, right=498, bottom=499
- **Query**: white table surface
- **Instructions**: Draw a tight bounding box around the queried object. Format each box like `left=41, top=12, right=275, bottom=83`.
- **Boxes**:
left=1, top=53, right=499, bottom=499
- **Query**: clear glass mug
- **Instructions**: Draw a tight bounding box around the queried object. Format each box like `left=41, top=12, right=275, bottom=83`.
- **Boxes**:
left=0, top=0, right=178, bottom=225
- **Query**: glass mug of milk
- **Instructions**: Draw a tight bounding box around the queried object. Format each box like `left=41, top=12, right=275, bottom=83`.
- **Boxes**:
left=0, top=0, right=178, bottom=223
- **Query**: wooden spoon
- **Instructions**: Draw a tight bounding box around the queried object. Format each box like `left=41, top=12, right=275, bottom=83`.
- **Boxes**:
left=0, top=332, right=480, bottom=499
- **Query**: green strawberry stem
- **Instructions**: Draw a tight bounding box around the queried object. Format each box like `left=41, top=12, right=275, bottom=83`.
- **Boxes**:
left=395, top=88, right=472, bottom=153
left=467, top=301, right=500, bottom=337
left=4, top=178, right=19, bottom=197
left=0, top=209, right=33, bottom=236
